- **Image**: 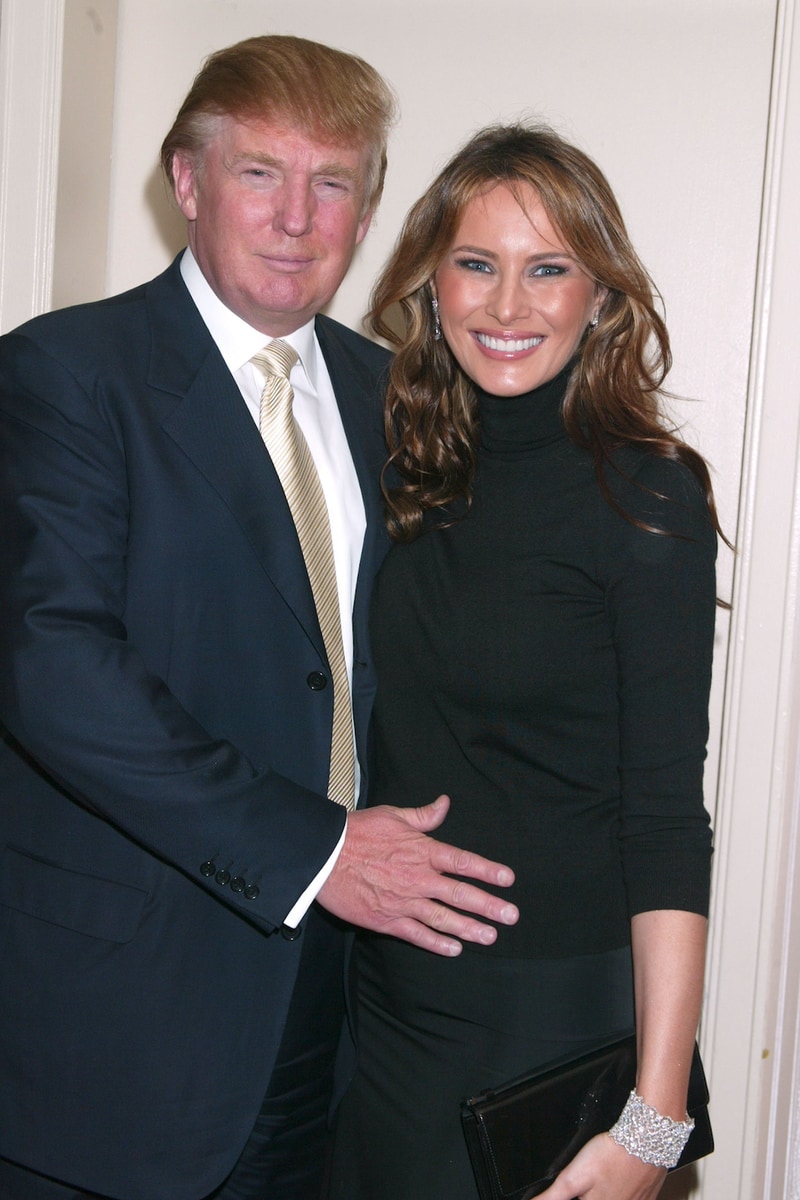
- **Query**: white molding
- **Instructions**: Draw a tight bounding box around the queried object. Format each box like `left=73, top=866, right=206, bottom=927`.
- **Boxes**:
left=0, top=0, right=65, bottom=331
left=702, top=0, right=800, bottom=1195
left=766, top=736, right=800, bottom=1197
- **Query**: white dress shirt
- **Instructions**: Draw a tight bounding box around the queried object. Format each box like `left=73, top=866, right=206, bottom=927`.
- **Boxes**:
left=180, top=249, right=362, bottom=923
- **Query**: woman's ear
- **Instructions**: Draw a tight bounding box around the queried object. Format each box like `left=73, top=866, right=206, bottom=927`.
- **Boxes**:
left=592, top=284, right=609, bottom=321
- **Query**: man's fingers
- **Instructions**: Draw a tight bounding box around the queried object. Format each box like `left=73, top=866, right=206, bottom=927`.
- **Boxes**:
left=432, top=876, right=519, bottom=927
left=318, top=802, right=518, bottom=950
left=400, top=799, right=517, bottom=891
left=389, top=895, right=512, bottom=946
left=382, top=914, right=464, bottom=958
left=405, top=793, right=451, bottom=833
left=379, top=906, right=496, bottom=956
left=429, top=838, right=516, bottom=891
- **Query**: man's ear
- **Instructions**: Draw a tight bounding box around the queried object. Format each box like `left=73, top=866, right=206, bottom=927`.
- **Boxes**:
left=355, top=207, right=375, bottom=246
left=171, top=152, right=199, bottom=221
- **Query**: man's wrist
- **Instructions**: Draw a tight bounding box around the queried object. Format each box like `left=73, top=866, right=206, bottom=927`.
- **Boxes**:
left=282, top=821, right=348, bottom=928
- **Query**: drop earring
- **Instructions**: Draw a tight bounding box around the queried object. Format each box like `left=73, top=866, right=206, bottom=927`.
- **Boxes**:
left=432, top=297, right=442, bottom=341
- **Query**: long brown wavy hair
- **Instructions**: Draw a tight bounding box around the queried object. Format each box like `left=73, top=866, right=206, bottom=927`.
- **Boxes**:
left=369, top=123, right=723, bottom=545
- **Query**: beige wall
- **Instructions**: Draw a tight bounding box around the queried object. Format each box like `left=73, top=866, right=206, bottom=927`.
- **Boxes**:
left=2, top=0, right=799, bottom=1196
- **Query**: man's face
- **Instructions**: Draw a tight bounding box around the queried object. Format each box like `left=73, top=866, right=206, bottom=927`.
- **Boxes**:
left=172, top=116, right=374, bottom=335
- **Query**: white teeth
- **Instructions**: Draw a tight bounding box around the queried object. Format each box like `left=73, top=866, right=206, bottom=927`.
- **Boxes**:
left=475, top=333, right=543, bottom=352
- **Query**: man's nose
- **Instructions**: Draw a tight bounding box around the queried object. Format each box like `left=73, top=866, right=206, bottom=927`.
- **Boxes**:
left=273, top=179, right=315, bottom=237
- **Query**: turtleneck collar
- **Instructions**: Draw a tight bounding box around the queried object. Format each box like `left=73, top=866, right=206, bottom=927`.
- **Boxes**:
left=477, top=362, right=572, bottom=455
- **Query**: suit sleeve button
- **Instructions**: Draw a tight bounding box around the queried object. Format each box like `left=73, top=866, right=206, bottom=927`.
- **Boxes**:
left=230, top=876, right=246, bottom=893
left=307, top=671, right=328, bottom=691
left=280, top=924, right=302, bottom=940
left=215, top=869, right=231, bottom=886
left=244, top=883, right=260, bottom=901
left=200, top=861, right=216, bottom=877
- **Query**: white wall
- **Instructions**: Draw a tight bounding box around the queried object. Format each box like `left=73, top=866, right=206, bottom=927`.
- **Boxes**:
left=0, top=0, right=64, bottom=329
left=52, top=0, right=117, bottom=309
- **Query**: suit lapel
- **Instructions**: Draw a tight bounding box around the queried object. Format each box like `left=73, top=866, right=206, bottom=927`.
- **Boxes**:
left=315, top=316, right=389, bottom=613
left=146, top=262, right=324, bottom=657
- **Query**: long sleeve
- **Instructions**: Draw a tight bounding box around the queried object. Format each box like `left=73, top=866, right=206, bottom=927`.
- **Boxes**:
left=603, top=453, right=717, bottom=918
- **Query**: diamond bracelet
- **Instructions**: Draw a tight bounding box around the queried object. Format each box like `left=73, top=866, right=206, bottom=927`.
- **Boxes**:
left=608, top=1088, right=695, bottom=1169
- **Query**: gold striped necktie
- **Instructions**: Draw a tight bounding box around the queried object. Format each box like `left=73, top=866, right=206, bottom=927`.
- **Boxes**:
left=251, top=340, right=355, bottom=811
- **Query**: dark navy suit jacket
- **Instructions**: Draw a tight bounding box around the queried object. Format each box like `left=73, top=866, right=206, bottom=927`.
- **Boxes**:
left=0, top=257, right=390, bottom=1199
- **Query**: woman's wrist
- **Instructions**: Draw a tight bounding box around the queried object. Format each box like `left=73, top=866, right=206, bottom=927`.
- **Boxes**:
left=608, top=1088, right=694, bottom=1168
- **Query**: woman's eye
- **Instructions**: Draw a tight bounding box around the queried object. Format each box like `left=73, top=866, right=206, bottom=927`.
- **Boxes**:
left=456, top=258, right=492, bottom=273
left=533, top=263, right=566, bottom=277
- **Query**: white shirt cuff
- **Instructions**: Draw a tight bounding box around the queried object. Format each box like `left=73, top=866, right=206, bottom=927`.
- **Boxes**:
left=283, top=822, right=347, bottom=928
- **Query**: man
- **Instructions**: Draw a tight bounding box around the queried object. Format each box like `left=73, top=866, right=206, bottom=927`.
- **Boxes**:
left=0, top=35, right=517, bottom=1200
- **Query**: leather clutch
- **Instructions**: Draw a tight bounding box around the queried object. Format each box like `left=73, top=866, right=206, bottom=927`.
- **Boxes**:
left=460, top=1035, right=713, bottom=1200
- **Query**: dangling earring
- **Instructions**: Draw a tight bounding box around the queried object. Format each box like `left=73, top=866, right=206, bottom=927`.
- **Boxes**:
left=432, top=297, right=442, bottom=341
left=589, top=314, right=599, bottom=329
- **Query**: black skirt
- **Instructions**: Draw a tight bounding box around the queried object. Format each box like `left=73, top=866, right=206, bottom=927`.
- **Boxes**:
left=329, top=935, right=635, bottom=1200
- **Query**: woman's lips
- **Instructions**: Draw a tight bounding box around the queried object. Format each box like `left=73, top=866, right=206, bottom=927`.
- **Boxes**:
left=473, top=332, right=544, bottom=354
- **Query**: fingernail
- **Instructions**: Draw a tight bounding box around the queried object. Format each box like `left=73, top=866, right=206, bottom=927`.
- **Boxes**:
left=479, top=926, right=497, bottom=945
left=500, top=904, right=519, bottom=924
left=497, top=868, right=514, bottom=886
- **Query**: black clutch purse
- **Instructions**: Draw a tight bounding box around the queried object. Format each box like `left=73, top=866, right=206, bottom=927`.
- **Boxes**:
left=460, top=1035, right=713, bottom=1200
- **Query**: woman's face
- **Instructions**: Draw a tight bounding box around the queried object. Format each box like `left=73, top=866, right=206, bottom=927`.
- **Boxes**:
left=433, top=183, right=603, bottom=396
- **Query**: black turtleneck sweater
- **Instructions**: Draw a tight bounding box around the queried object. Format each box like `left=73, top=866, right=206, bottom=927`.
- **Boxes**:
left=368, top=370, right=716, bottom=958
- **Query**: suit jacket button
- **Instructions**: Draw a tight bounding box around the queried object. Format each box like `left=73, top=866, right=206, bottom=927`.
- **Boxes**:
left=200, top=861, right=216, bottom=877
left=281, top=924, right=302, bottom=940
left=215, top=869, right=231, bottom=886
left=307, top=671, right=328, bottom=691
left=230, top=876, right=245, bottom=893
left=244, top=883, right=260, bottom=900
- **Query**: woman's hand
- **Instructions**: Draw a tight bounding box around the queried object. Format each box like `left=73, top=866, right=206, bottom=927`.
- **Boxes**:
left=535, top=1133, right=666, bottom=1200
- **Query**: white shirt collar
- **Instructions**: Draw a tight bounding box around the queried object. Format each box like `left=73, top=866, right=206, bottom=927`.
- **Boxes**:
left=179, top=247, right=319, bottom=389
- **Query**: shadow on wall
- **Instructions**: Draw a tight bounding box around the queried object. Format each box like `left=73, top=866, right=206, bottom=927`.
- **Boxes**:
left=660, top=1163, right=701, bottom=1200
left=145, top=166, right=187, bottom=261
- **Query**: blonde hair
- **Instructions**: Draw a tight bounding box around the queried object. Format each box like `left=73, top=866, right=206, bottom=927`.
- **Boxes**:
left=160, top=35, right=397, bottom=214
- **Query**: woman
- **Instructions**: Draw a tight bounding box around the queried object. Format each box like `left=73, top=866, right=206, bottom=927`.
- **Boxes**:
left=330, top=123, right=719, bottom=1200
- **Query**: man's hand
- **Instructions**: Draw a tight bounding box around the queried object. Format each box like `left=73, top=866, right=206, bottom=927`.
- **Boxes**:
left=317, top=794, right=518, bottom=956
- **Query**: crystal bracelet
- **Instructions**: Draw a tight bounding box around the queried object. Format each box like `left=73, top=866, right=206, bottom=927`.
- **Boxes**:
left=608, top=1088, right=695, bottom=1169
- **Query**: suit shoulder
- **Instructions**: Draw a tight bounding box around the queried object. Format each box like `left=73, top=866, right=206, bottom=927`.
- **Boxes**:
left=315, top=314, right=391, bottom=376
left=1, top=261, right=182, bottom=365
left=6, top=282, right=147, bottom=341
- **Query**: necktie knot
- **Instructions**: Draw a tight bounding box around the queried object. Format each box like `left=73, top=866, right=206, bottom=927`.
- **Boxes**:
left=251, top=339, right=298, bottom=384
